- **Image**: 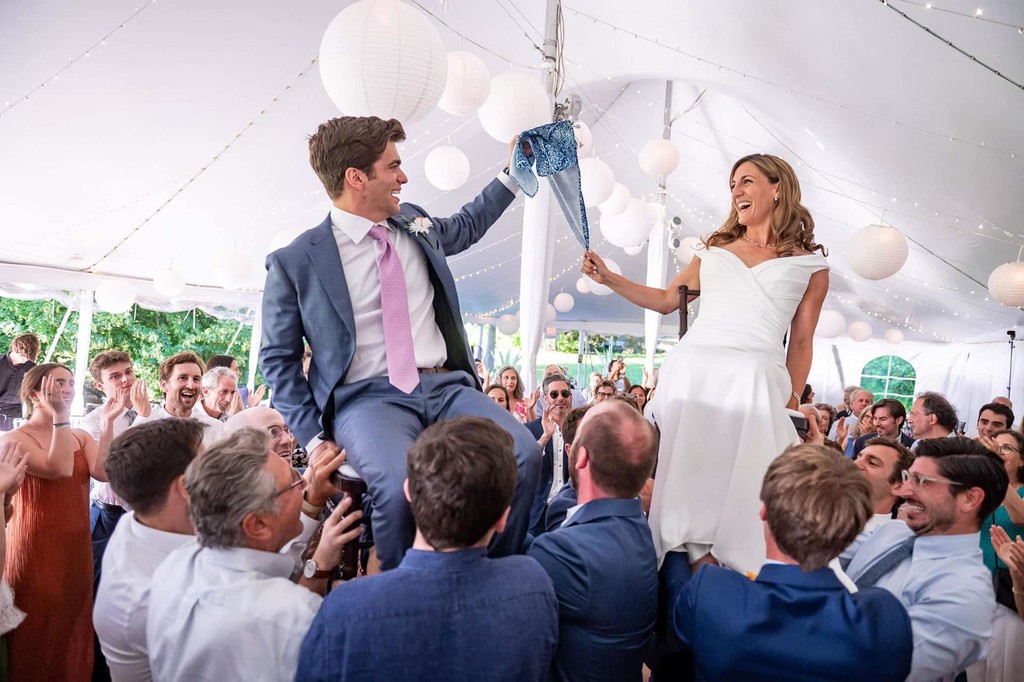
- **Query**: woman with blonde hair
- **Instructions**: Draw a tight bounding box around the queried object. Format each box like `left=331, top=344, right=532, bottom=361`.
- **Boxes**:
left=583, top=153, right=829, bottom=576
left=1, top=363, right=118, bottom=681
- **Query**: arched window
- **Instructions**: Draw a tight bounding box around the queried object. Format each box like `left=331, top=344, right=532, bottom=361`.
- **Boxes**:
left=860, top=355, right=916, bottom=411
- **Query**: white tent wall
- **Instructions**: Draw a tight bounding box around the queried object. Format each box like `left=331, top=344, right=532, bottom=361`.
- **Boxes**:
left=808, top=337, right=1023, bottom=431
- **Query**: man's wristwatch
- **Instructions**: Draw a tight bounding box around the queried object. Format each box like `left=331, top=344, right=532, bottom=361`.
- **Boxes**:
left=302, top=558, right=333, bottom=580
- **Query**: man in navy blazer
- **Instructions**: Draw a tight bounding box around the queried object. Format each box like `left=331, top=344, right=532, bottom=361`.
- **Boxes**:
left=670, top=443, right=913, bottom=682
left=525, top=373, right=574, bottom=534
left=260, top=116, right=540, bottom=569
left=529, top=400, right=659, bottom=682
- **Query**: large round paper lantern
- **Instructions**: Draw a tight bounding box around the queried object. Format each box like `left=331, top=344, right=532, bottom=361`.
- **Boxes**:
left=573, top=121, right=593, bottom=155
left=553, top=292, right=575, bottom=313
left=988, top=262, right=1024, bottom=306
left=497, top=314, right=519, bottom=335
left=153, top=268, right=186, bottom=299
left=575, top=277, right=590, bottom=294
left=95, top=281, right=136, bottom=314
left=579, top=157, right=614, bottom=207
left=816, top=310, right=846, bottom=338
left=424, top=146, right=470, bottom=190
left=598, top=183, right=630, bottom=217
left=438, top=50, right=491, bottom=115
left=600, top=198, right=657, bottom=248
left=623, top=244, right=644, bottom=256
left=220, top=260, right=251, bottom=290
left=638, top=138, right=680, bottom=177
left=477, top=72, right=550, bottom=142
left=319, top=0, right=448, bottom=125
left=544, top=303, right=558, bottom=324
left=848, top=224, right=909, bottom=280
left=675, top=236, right=702, bottom=264
left=848, top=321, right=873, bottom=342
left=588, top=258, right=622, bottom=296
left=885, top=328, right=904, bottom=345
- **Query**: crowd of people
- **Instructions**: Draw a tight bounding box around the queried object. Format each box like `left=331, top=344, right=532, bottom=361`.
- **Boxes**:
left=0, top=113, right=1022, bottom=682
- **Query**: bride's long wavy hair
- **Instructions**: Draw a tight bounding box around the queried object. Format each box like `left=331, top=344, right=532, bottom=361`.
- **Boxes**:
left=703, top=154, right=827, bottom=257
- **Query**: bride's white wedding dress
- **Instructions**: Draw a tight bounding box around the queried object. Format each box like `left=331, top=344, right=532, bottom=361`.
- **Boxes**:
left=647, top=246, right=829, bottom=575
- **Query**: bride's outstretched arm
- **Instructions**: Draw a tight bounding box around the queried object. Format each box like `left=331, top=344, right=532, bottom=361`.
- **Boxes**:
left=785, top=269, right=830, bottom=410
left=582, top=250, right=700, bottom=315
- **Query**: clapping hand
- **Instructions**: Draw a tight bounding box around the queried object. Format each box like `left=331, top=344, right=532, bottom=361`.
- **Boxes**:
left=0, top=441, right=28, bottom=497
left=99, top=387, right=129, bottom=430
left=834, top=416, right=848, bottom=443
left=37, top=375, right=70, bottom=421
left=129, top=380, right=152, bottom=417
left=992, top=525, right=1024, bottom=586
left=540, top=404, right=558, bottom=442
left=526, top=388, right=541, bottom=412
left=247, top=384, right=268, bottom=408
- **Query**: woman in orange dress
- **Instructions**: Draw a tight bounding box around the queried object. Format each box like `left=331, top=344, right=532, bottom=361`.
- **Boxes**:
left=0, top=363, right=116, bottom=682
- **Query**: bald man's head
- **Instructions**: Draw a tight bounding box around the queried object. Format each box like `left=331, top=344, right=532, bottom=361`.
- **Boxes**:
left=222, top=406, right=295, bottom=459
left=571, top=400, right=657, bottom=498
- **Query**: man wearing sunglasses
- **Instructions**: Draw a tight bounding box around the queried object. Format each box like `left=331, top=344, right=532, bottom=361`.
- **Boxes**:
left=526, top=374, right=575, bottom=535
left=841, top=437, right=1008, bottom=680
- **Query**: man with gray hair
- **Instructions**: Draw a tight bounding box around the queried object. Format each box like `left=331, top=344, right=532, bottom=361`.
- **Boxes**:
left=197, top=366, right=237, bottom=423
left=146, top=428, right=363, bottom=681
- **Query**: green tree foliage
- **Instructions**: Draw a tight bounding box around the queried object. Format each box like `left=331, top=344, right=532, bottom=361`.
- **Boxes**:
left=861, top=355, right=917, bottom=410
left=0, top=298, right=255, bottom=387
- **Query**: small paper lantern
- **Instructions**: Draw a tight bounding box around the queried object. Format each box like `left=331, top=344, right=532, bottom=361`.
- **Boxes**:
left=553, top=292, right=575, bottom=312
left=477, top=72, right=550, bottom=142
left=573, top=121, right=593, bottom=155
left=588, top=258, right=622, bottom=296
left=623, top=244, right=644, bottom=256
left=438, top=50, right=491, bottom=115
left=579, top=157, right=615, bottom=207
left=816, top=310, right=846, bottom=338
left=575, top=277, right=590, bottom=294
left=424, top=146, right=471, bottom=191
left=638, top=138, right=680, bottom=177
left=885, top=328, right=904, bottom=345
left=220, top=260, right=251, bottom=290
left=848, top=321, right=872, bottom=342
left=598, top=183, right=630, bottom=217
left=497, top=314, right=519, bottom=335
left=544, top=303, right=558, bottom=324
left=848, top=224, right=909, bottom=280
left=600, top=197, right=656, bottom=248
left=988, top=262, right=1024, bottom=306
left=95, top=281, right=136, bottom=314
left=319, top=0, right=448, bottom=125
left=675, top=237, right=702, bottom=265
left=153, top=268, right=186, bottom=299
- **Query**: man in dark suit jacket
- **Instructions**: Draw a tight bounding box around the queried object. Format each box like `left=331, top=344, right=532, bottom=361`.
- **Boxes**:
left=260, top=116, right=540, bottom=569
left=525, top=373, right=574, bottom=534
left=529, top=400, right=659, bottom=682
left=851, top=398, right=914, bottom=458
left=670, top=443, right=913, bottom=682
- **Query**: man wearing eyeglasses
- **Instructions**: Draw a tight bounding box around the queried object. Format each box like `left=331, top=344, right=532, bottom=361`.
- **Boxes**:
left=224, top=405, right=298, bottom=462
left=841, top=437, right=1008, bottom=680
left=526, top=373, right=575, bottom=535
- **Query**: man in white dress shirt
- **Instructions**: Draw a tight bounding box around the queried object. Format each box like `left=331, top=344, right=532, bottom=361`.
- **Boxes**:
left=146, top=427, right=363, bottom=681
left=853, top=437, right=915, bottom=534
left=196, top=366, right=237, bottom=424
left=132, top=351, right=223, bottom=445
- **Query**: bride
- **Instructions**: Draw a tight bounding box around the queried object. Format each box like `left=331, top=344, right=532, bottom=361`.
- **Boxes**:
left=582, top=153, right=828, bottom=575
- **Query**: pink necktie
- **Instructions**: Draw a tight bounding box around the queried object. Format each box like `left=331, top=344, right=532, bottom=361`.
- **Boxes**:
left=368, top=224, right=419, bottom=394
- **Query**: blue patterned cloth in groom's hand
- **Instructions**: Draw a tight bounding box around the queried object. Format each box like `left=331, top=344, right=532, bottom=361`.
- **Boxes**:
left=510, top=119, right=590, bottom=248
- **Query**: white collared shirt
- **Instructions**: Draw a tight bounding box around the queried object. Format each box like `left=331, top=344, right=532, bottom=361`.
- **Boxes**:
left=130, top=403, right=223, bottom=446
left=329, top=207, right=447, bottom=384
left=146, top=541, right=322, bottom=682
left=93, top=513, right=194, bottom=682
left=549, top=427, right=565, bottom=500
left=80, top=405, right=135, bottom=507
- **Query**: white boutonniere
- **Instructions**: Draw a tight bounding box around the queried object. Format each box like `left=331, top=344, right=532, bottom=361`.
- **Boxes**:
left=403, top=216, right=432, bottom=236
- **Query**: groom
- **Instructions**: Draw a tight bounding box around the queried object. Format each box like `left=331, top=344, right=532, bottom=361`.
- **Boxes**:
left=260, top=116, right=540, bottom=570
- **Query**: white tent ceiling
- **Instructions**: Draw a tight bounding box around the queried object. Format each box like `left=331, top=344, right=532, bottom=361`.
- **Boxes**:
left=2, top=0, right=1023, bottom=343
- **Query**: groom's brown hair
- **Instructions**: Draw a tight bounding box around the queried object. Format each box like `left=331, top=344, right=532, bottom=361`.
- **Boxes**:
left=309, top=116, right=406, bottom=200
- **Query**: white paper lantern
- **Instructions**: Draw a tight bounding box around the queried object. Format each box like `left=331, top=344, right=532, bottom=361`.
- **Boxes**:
left=674, top=236, right=702, bottom=265
left=553, top=292, right=575, bottom=313
left=573, top=121, right=593, bottom=155
left=579, top=157, right=615, bottom=207
left=477, top=72, right=550, bottom=142
left=319, top=0, right=448, bottom=125
left=438, top=50, right=491, bottom=115
left=848, top=224, right=909, bottom=280
left=497, top=313, right=519, bottom=335
left=598, top=183, right=630, bottom=217
left=95, top=281, right=136, bottom=314
left=601, top=198, right=656, bottom=248
left=588, top=258, right=621, bottom=296
left=153, top=268, right=186, bottom=299
left=220, top=260, right=251, bottom=290
left=623, top=244, right=644, bottom=256
left=544, top=303, right=558, bottom=324
left=424, top=146, right=470, bottom=191
left=815, top=310, right=846, bottom=338
left=638, top=138, right=680, bottom=177
left=575, top=277, right=590, bottom=294
left=885, top=328, right=904, bottom=345
left=988, top=262, right=1024, bottom=306
left=848, top=321, right=873, bottom=342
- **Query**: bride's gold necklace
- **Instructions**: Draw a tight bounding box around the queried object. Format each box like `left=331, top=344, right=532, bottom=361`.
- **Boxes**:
left=741, top=232, right=776, bottom=249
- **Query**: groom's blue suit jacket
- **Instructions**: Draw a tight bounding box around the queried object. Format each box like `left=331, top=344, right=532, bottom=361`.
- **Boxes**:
left=260, top=179, right=515, bottom=446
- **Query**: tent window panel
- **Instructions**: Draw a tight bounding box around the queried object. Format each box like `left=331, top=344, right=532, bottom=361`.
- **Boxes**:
left=861, top=377, right=888, bottom=395
left=860, top=355, right=917, bottom=411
